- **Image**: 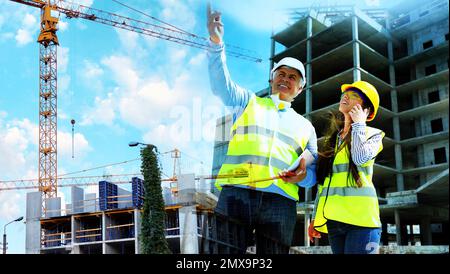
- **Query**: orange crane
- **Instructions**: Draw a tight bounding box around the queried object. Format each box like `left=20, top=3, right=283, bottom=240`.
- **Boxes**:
left=8, top=0, right=261, bottom=215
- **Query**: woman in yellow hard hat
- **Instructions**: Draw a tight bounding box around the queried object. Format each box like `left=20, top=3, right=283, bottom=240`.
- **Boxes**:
left=308, top=80, right=385, bottom=254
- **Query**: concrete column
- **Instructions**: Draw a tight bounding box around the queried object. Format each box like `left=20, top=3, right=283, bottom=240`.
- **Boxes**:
left=134, top=209, right=141, bottom=254
left=394, top=209, right=402, bottom=245
left=420, top=216, right=433, bottom=245
left=270, top=37, right=276, bottom=95
left=395, top=145, right=405, bottom=191
left=388, top=38, right=405, bottom=191
left=304, top=189, right=311, bottom=247
left=200, top=211, right=210, bottom=254
left=270, top=35, right=275, bottom=70
left=211, top=215, right=219, bottom=254
left=179, top=205, right=199, bottom=254
left=352, top=14, right=361, bottom=81
left=305, top=16, right=313, bottom=115
left=381, top=222, right=388, bottom=245
left=304, top=16, right=313, bottom=246
left=70, top=215, right=79, bottom=254
left=102, top=212, right=106, bottom=254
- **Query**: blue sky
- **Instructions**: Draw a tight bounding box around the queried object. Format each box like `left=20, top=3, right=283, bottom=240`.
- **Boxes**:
left=0, top=0, right=395, bottom=253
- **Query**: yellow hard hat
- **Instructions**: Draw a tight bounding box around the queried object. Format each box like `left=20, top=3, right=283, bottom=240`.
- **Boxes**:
left=341, top=81, right=379, bottom=122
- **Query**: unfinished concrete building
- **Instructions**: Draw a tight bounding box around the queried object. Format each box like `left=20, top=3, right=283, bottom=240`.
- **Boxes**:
left=25, top=174, right=229, bottom=254
left=212, top=0, right=448, bottom=252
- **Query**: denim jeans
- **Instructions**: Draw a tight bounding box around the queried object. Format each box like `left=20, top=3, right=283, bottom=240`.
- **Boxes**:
left=214, top=186, right=297, bottom=254
left=327, top=220, right=382, bottom=254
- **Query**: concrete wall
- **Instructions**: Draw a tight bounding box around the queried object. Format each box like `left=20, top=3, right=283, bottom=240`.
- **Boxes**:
left=416, top=56, right=448, bottom=79
left=25, top=192, right=41, bottom=254
left=45, top=197, right=61, bottom=218
left=71, top=186, right=84, bottom=214
left=411, top=19, right=449, bottom=54
left=423, top=140, right=449, bottom=166
left=178, top=174, right=196, bottom=204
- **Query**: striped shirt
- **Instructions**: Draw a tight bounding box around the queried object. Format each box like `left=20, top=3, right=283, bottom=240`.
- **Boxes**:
left=340, top=122, right=383, bottom=166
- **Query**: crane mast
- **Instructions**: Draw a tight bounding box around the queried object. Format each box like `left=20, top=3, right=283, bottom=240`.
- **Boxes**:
left=37, top=2, right=59, bottom=215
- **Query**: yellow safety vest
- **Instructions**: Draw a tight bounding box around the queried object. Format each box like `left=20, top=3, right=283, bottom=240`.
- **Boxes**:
left=313, top=127, right=384, bottom=233
left=216, top=95, right=312, bottom=201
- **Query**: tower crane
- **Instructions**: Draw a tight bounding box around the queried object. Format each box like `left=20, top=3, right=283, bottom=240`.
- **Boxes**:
left=8, top=0, right=262, bottom=215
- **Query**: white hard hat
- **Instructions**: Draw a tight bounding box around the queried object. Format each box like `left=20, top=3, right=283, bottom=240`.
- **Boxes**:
left=271, top=57, right=306, bottom=88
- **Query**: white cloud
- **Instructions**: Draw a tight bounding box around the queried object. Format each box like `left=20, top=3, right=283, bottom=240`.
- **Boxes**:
left=0, top=189, right=21, bottom=220
left=1, top=32, right=14, bottom=41
left=57, top=47, right=71, bottom=93
left=77, top=0, right=94, bottom=7
left=365, top=0, right=380, bottom=6
left=101, top=55, right=139, bottom=91
left=14, top=13, right=38, bottom=46
left=81, top=92, right=116, bottom=126
left=169, top=48, right=188, bottom=64
left=115, top=28, right=148, bottom=57
left=118, top=79, right=178, bottom=129
left=82, top=59, right=104, bottom=79
left=12, top=118, right=39, bottom=146
left=15, top=28, right=33, bottom=46
left=0, top=111, right=7, bottom=120
left=79, top=59, right=104, bottom=92
left=211, top=0, right=300, bottom=32
left=59, top=74, right=71, bottom=94
left=58, top=46, right=70, bottom=73
left=57, top=46, right=71, bottom=92
left=81, top=55, right=189, bottom=129
left=0, top=128, right=27, bottom=172
left=188, top=52, right=206, bottom=66
left=58, top=131, right=92, bottom=160
left=0, top=115, right=38, bottom=220
left=58, top=20, right=69, bottom=32
left=22, top=13, right=36, bottom=29
left=158, top=0, right=197, bottom=32
left=0, top=114, right=91, bottom=180
left=0, top=123, right=31, bottom=175
left=75, top=21, right=88, bottom=30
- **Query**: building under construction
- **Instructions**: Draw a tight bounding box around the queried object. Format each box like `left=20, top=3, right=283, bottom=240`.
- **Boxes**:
left=212, top=0, right=449, bottom=253
left=26, top=173, right=242, bottom=254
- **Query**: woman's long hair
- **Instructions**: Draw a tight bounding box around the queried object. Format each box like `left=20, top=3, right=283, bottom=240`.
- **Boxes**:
left=317, top=111, right=362, bottom=188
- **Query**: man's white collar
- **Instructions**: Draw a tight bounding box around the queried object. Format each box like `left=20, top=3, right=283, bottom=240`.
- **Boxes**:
left=270, top=93, right=291, bottom=111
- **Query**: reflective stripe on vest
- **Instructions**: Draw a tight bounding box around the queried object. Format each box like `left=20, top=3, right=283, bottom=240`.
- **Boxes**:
left=231, top=125, right=304, bottom=156
left=313, top=127, right=384, bottom=233
left=216, top=95, right=310, bottom=201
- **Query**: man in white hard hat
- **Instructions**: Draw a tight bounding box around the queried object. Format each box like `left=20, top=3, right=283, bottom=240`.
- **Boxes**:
left=207, top=4, right=318, bottom=254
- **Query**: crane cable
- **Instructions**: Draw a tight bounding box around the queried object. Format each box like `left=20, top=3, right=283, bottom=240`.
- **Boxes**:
left=111, top=0, right=193, bottom=35
left=110, top=0, right=260, bottom=57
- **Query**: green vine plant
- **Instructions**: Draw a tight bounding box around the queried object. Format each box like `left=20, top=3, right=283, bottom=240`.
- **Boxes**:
left=140, top=145, right=171, bottom=254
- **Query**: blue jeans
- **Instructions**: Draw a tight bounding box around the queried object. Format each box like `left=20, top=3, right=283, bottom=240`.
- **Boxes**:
left=327, top=220, right=382, bottom=254
left=214, top=186, right=297, bottom=254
